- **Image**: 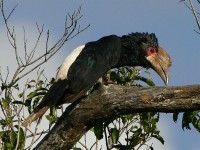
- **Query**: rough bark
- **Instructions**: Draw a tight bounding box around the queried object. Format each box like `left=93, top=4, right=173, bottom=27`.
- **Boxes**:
left=34, top=84, right=200, bottom=150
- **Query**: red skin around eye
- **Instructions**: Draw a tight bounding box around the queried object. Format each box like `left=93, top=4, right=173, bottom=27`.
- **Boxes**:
left=147, top=47, right=156, bottom=56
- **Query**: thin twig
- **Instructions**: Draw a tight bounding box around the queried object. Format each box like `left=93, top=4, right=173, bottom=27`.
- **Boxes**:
left=15, top=120, right=21, bottom=150
left=188, top=0, right=200, bottom=30
left=104, top=126, right=109, bottom=150
left=0, top=66, right=3, bottom=83
left=1, top=2, right=20, bottom=66
left=26, top=130, right=48, bottom=138
left=77, top=141, right=89, bottom=150
left=23, top=26, right=28, bottom=63
left=29, top=23, right=44, bottom=62
left=6, top=3, right=18, bottom=21
left=11, top=6, right=88, bottom=87
left=45, top=30, right=50, bottom=61
left=5, top=66, right=9, bottom=85
left=1, top=3, right=89, bottom=149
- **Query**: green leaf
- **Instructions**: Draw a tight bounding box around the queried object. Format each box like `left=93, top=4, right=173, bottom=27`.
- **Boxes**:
left=27, top=91, right=37, bottom=99
left=135, top=76, right=155, bottom=86
left=46, top=115, right=52, bottom=122
left=132, top=128, right=142, bottom=138
left=25, top=99, right=31, bottom=106
left=1, top=83, right=7, bottom=91
left=152, top=134, right=164, bottom=145
left=33, top=96, right=43, bottom=107
left=2, top=97, right=11, bottom=108
left=5, top=142, right=14, bottom=149
left=130, top=67, right=137, bottom=79
left=13, top=84, right=19, bottom=90
left=110, top=128, right=119, bottom=144
left=18, top=127, right=25, bottom=148
left=4, top=117, right=14, bottom=126
left=93, top=123, right=104, bottom=140
left=37, top=80, right=44, bottom=86
left=29, top=79, right=36, bottom=83
left=121, top=114, right=133, bottom=124
left=18, top=92, right=24, bottom=98
left=110, top=71, right=121, bottom=83
left=46, top=113, right=58, bottom=125
left=50, top=106, right=57, bottom=117
left=19, top=127, right=25, bottom=140
left=182, top=112, right=195, bottom=130
left=73, top=148, right=82, bottom=150
left=0, top=119, right=7, bottom=126
left=0, top=131, right=5, bottom=138
left=12, top=100, right=25, bottom=105
left=10, top=131, right=17, bottom=145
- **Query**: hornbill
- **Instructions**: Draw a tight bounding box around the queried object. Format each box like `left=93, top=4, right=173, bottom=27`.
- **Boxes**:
left=22, top=32, right=172, bottom=127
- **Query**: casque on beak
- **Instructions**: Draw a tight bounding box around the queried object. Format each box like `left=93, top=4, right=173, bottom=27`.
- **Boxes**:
left=146, top=47, right=172, bottom=85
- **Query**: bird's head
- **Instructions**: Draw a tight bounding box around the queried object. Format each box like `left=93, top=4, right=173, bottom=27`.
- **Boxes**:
left=120, top=32, right=172, bottom=85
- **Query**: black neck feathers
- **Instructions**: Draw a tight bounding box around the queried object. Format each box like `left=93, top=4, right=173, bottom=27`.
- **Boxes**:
left=113, top=32, right=158, bottom=68
left=121, top=32, right=158, bottom=49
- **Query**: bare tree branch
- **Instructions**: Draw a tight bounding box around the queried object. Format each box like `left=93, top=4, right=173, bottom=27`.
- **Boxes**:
left=34, top=84, right=200, bottom=150
left=0, top=1, right=89, bottom=149
left=188, top=0, right=200, bottom=30
left=0, top=1, right=89, bottom=88
left=182, top=0, right=200, bottom=31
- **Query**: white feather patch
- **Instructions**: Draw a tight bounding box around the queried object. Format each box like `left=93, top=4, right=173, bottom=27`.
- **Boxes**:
left=56, top=45, right=85, bottom=81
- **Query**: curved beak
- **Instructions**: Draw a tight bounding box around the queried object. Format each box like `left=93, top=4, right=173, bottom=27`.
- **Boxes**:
left=146, top=47, right=172, bottom=85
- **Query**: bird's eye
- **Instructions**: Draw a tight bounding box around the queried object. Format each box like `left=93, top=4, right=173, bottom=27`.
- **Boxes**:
left=150, top=48, right=155, bottom=53
left=147, top=47, right=156, bottom=56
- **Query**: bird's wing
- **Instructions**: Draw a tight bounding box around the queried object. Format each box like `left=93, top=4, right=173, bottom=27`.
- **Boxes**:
left=57, top=35, right=122, bottom=105
left=22, top=35, right=121, bottom=126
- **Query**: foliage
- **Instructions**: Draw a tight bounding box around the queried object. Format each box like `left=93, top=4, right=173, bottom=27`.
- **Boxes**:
left=0, top=70, right=54, bottom=149
left=107, top=67, right=155, bottom=86
left=173, top=111, right=200, bottom=132
left=91, top=112, right=163, bottom=150
left=0, top=0, right=88, bottom=149
left=86, top=67, right=162, bottom=150
left=174, top=0, right=200, bottom=137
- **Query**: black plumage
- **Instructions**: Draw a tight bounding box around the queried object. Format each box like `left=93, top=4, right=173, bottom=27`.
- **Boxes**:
left=22, top=32, right=171, bottom=127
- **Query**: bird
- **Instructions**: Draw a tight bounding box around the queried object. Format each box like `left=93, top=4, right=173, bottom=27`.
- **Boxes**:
left=22, top=32, right=172, bottom=127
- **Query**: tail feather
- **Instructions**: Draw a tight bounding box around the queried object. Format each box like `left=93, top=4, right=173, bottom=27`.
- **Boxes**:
left=22, top=79, right=70, bottom=127
left=22, top=106, right=49, bottom=127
